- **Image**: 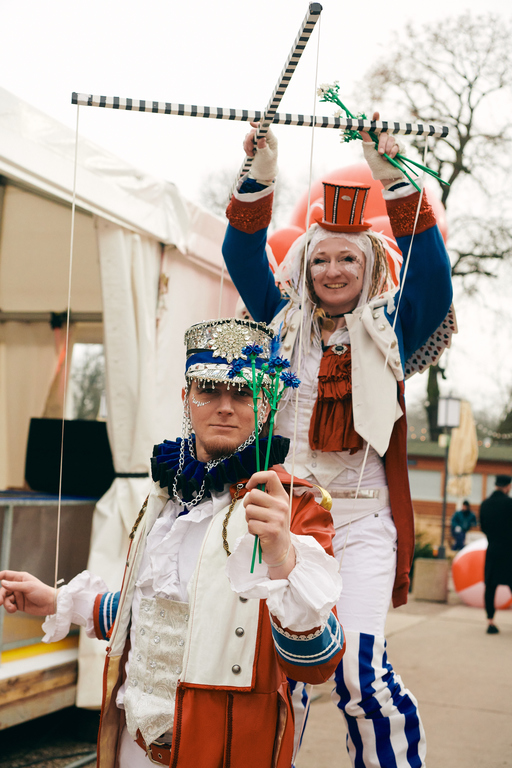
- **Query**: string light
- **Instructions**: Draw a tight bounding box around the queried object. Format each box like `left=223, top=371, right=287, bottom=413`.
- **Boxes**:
left=476, top=424, right=512, bottom=441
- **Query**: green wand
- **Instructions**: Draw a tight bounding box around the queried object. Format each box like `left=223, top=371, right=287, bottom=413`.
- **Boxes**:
left=317, top=82, right=449, bottom=193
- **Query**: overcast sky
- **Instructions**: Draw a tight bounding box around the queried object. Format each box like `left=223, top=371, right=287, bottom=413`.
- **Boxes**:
left=1, top=0, right=511, bottom=420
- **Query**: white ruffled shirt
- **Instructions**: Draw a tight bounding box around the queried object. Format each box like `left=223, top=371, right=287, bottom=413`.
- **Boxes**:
left=277, top=326, right=388, bottom=491
left=43, top=486, right=342, bottom=708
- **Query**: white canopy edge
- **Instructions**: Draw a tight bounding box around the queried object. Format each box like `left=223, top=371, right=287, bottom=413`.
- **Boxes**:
left=0, top=86, right=226, bottom=251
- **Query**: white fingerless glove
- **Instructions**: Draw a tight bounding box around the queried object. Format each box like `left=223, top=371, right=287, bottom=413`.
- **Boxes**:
left=362, top=138, right=406, bottom=182
left=249, top=128, right=278, bottom=183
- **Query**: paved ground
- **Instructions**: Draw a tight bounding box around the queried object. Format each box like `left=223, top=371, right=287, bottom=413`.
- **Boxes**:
left=296, top=594, right=512, bottom=768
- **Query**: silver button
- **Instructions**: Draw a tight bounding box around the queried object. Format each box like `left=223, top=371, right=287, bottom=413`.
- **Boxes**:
left=140, top=628, right=145, bottom=635
left=150, top=661, right=156, bottom=669
left=239, top=597, right=248, bottom=603
left=178, top=639, right=184, bottom=646
left=154, top=635, right=161, bottom=644
left=144, top=604, right=150, bottom=612
left=311, top=452, right=317, bottom=458
left=311, top=462, right=317, bottom=468
left=232, top=665, right=241, bottom=675
left=137, top=653, right=142, bottom=661
left=147, top=686, right=153, bottom=694
left=235, top=627, right=245, bottom=637
left=176, top=667, right=182, bottom=674
left=132, top=679, right=138, bottom=686
left=160, top=610, right=165, bottom=617
left=185, top=614, right=189, bottom=621
left=378, top=324, right=386, bottom=331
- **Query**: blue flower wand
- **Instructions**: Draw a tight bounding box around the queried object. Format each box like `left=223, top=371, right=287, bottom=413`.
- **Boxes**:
left=228, top=346, right=301, bottom=573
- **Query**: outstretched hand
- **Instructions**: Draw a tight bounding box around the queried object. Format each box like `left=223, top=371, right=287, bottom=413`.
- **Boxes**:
left=0, top=571, right=56, bottom=616
left=243, top=122, right=278, bottom=182
left=244, top=470, right=296, bottom=579
left=360, top=110, right=407, bottom=188
left=360, top=111, right=401, bottom=158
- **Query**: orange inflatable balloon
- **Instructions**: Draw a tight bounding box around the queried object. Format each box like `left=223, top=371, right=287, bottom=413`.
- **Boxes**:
left=267, top=225, right=305, bottom=266
left=428, top=193, right=448, bottom=242
left=289, top=164, right=386, bottom=230
left=288, top=163, right=448, bottom=243
left=452, top=538, right=512, bottom=610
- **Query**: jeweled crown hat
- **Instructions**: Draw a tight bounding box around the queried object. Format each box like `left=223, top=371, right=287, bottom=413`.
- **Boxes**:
left=185, top=318, right=274, bottom=384
left=312, top=180, right=372, bottom=232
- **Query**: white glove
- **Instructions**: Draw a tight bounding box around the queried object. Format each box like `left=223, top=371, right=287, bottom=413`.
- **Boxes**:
left=249, top=128, right=278, bottom=183
left=362, top=138, right=406, bottom=182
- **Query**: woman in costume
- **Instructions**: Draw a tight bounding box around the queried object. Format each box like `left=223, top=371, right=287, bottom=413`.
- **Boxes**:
left=222, top=122, right=454, bottom=768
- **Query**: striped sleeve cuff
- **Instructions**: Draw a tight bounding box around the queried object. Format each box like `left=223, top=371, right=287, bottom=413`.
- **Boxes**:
left=93, top=591, right=120, bottom=640
left=271, top=611, right=344, bottom=667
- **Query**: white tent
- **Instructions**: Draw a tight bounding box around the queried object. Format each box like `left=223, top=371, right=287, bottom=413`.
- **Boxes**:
left=0, top=86, right=238, bottom=705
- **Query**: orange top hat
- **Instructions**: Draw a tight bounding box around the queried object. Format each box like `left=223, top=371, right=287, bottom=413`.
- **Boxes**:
left=313, top=181, right=372, bottom=232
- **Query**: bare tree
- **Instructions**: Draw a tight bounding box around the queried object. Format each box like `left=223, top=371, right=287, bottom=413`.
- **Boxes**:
left=71, top=345, right=105, bottom=421
left=198, top=168, right=294, bottom=233
left=363, top=12, right=512, bottom=438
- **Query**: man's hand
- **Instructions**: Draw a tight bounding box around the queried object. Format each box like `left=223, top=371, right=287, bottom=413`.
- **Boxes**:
left=244, top=470, right=296, bottom=579
left=0, top=571, right=56, bottom=616
left=243, top=122, right=278, bottom=183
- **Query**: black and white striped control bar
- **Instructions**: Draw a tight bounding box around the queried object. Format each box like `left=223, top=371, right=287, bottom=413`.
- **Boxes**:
left=235, top=2, right=322, bottom=183
left=71, top=93, right=450, bottom=139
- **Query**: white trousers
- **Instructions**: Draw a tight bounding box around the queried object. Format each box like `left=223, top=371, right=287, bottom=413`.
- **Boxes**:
left=119, top=725, right=159, bottom=767
left=292, top=510, right=426, bottom=768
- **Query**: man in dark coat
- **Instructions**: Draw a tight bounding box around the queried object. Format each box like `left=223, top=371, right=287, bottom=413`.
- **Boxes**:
left=479, top=474, right=512, bottom=634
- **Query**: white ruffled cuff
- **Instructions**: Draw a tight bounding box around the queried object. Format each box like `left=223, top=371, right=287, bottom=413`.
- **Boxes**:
left=382, top=182, right=416, bottom=200
left=225, top=533, right=342, bottom=632
left=41, top=571, right=109, bottom=643
left=234, top=173, right=275, bottom=201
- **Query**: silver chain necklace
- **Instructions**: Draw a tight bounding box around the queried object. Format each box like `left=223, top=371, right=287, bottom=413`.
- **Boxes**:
left=172, top=413, right=265, bottom=510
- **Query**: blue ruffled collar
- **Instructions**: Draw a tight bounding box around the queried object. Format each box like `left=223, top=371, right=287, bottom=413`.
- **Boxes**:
left=151, top=436, right=290, bottom=507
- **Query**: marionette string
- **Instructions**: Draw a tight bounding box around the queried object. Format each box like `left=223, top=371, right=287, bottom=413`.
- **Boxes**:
left=287, top=12, right=322, bottom=512
left=54, top=106, right=80, bottom=592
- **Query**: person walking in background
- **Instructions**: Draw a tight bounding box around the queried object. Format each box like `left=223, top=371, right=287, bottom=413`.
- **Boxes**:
left=479, top=475, right=512, bottom=635
left=450, top=500, right=477, bottom=550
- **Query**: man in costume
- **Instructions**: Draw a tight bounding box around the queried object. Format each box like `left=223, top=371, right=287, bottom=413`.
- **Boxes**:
left=222, top=122, right=454, bottom=767
left=479, top=474, right=512, bottom=634
left=0, top=318, right=345, bottom=768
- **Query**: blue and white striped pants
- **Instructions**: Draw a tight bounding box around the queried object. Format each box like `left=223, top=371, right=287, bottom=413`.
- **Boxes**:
left=292, top=509, right=426, bottom=768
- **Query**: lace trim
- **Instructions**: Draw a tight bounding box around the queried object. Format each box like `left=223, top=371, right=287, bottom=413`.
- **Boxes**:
left=270, top=615, right=325, bottom=641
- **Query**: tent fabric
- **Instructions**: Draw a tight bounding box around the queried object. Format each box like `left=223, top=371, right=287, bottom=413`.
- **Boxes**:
left=76, top=219, right=160, bottom=706
left=0, top=322, right=57, bottom=489
left=0, top=86, right=190, bottom=247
